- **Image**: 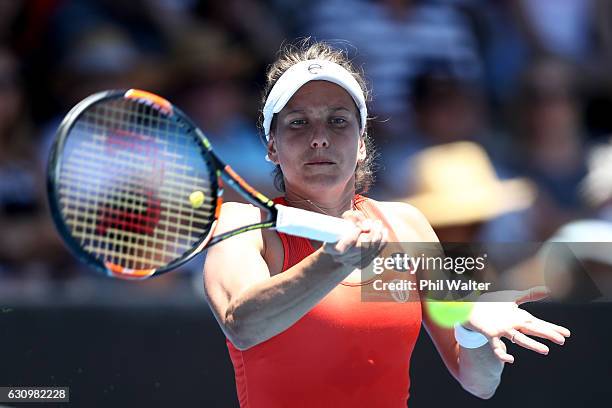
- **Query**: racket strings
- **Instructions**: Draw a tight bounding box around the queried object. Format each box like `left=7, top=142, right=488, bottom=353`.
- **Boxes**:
left=58, top=98, right=217, bottom=270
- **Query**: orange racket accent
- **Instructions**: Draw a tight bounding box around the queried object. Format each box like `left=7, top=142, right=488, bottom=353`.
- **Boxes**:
left=215, top=177, right=224, bottom=218
left=215, top=196, right=223, bottom=218
left=125, top=89, right=173, bottom=115
left=224, top=165, right=271, bottom=205
left=105, top=261, right=156, bottom=280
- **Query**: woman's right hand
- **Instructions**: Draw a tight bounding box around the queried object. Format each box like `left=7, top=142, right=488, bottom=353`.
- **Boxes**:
left=322, top=210, right=388, bottom=268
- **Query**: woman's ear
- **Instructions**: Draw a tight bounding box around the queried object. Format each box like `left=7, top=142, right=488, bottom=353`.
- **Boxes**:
left=357, top=136, right=367, bottom=162
left=267, top=136, right=279, bottom=164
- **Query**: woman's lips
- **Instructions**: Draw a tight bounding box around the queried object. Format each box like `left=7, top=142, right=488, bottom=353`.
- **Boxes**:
left=305, top=161, right=335, bottom=165
left=305, top=158, right=336, bottom=165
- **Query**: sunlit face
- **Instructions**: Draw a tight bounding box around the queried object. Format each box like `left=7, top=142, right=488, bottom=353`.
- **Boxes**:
left=267, top=81, right=366, bottom=191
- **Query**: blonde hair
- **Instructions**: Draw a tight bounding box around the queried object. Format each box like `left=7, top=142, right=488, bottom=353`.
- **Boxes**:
left=260, top=39, right=377, bottom=193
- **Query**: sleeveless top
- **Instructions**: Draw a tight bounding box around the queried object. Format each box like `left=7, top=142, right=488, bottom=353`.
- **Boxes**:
left=226, top=195, right=422, bottom=407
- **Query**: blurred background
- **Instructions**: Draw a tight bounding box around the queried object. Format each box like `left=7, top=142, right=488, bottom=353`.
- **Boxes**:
left=1, top=0, right=611, bottom=406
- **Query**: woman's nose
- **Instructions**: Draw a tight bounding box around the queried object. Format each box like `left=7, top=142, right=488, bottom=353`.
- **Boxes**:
left=310, top=125, right=329, bottom=148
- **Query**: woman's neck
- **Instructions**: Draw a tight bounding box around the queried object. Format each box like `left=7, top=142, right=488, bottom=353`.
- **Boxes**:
left=283, top=183, right=356, bottom=218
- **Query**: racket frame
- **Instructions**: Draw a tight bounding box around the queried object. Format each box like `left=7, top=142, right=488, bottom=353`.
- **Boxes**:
left=48, top=89, right=279, bottom=279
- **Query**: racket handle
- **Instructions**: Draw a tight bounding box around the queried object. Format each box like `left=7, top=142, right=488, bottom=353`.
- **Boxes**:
left=275, top=204, right=356, bottom=242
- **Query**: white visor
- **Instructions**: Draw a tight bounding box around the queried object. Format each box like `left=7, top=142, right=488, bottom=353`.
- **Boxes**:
left=262, top=59, right=367, bottom=140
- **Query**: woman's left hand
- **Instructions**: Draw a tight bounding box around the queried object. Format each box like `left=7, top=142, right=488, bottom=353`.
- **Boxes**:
left=464, top=286, right=571, bottom=364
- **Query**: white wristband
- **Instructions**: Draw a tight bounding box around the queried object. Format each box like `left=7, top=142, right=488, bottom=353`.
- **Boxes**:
left=454, top=324, right=488, bottom=349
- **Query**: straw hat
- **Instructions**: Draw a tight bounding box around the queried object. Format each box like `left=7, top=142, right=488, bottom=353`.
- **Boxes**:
left=403, top=141, right=536, bottom=227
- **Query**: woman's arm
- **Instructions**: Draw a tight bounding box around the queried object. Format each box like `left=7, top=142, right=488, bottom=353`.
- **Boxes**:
left=425, top=285, right=570, bottom=399
left=392, top=203, right=569, bottom=399
left=422, top=315, right=503, bottom=399
left=203, top=202, right=386, bottom=350
left=406, top=205, right=505, bottom=398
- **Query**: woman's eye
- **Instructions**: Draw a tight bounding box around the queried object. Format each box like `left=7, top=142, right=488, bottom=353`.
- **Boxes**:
left=331, top=117, right=347, bottom=125
left=290, top=119, right=307, bottom=126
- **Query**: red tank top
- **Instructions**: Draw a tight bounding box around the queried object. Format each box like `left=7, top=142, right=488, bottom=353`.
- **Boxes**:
left=226, top=195, right=422, bottom=407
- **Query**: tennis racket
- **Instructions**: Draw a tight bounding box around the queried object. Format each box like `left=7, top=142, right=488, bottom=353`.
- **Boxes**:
left=47, top=89, right=354, bottom=280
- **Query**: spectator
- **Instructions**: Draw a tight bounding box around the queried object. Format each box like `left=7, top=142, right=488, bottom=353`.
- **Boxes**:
left=0, top=48, right=72, bottom=279
left=509, top=58, right=588, bottom=238
left=401, top=141, right=535, bottom=242
left=376, top=65, right=488, bottom=199
left=502, top=137, right=612, bottom=299
left=306, top=0, right=482, bottom=134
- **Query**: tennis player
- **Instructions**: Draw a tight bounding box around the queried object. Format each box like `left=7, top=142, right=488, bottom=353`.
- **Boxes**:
left=203, top=40, right=570, bottom=407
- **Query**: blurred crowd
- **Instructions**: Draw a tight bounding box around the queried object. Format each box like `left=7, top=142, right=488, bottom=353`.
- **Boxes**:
left=1, top=0, right=612, bottom=299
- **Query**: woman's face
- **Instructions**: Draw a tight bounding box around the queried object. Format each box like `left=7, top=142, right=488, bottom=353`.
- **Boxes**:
left=268, top=80, right=365, bottom=192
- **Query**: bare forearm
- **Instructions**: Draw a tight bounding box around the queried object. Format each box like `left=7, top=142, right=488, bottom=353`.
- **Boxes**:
left=458, top=344, right=504, bottom=399
left=225, top=249, right=353, bottom=349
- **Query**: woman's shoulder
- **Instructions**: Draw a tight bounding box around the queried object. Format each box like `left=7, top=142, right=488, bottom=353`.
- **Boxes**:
left=216, top=202, right=267, bottom=234
left=218, top=201, right=283, bottom=273
left=219, top=201, right=263, bottom=215
left=362, top=197, right=425, bottom=223
left=364, top=198, right=439, bottom=242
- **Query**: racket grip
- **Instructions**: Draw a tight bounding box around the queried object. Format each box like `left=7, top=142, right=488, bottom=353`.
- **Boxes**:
left=275, top=204, right=356, bottom=242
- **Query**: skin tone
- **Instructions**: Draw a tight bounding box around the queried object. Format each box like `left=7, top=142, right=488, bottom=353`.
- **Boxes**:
left=204, top=78, right=570, bottom=400
left=267, top=80, right=381, bottom=272
left=204, top=81, right=386, bottom=357
left=267, top=80, right=366, bottom=217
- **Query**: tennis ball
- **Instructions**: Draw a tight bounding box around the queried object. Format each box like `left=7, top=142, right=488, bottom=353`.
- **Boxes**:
left=425, top=300, right=474, bottom=328
left=189, top=191, right=205, bottom=209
